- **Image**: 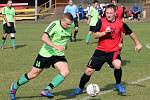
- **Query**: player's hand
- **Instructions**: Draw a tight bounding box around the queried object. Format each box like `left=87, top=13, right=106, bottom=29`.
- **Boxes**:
left=105, top=26, right=111, bottom=34
left=14, top=24, right=16, bottom=29
left=119, top=43, right=123, bottom=49
left=135, top=43, right=142, bottom=53
left=54, top=45, right=65, bottom=51
left=7, top=22, right=11, bottom=27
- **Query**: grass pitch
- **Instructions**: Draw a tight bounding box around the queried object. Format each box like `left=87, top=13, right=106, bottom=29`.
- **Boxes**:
left=0, top=20, right=150, bottom=100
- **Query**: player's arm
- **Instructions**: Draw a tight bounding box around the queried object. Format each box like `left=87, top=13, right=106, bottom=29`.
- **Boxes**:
left=64, top=6, right=68, bottom=13
left=75, top=5, right=79, bottom=20
left=42, top=33, right=65, bottom=51
left=42, top=22, right=65, bottom=51
left=93, top=19, right=109, bottom=39
left=87, top=7, right=92, bottom=24
left=3, top=15, right=8, bottom=23
left=13, top=9, right=16, bottom=29
left=2, top=7, right=10, bottom=27
left=42, top=33, right=55, bottom=47
left=13, top=16, right=16, bottom=29
left=123, top=23, right=142, bottom=53
left=77, top=12, right=79, bottom=20
left=87, top=15, right=91, bottom=24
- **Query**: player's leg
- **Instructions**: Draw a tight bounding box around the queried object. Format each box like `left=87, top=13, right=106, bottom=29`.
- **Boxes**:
left=113, top=60, right=126, bottom=95
left=69, top=67, right=95, bottom=97
left=73, top=17, right=79, bottom=41
left=10, top=33, right=15, bottom=49
left=9, top=54, right=46, bottom=99
left=70, top=33, right=73, bottom=42
left=107, top=51, right=126, bottom=95
left=1, top=23, right=8, bottom=50
left=13, top=67, right=43, bottom=90
left=85, top=26, right=94, bottom=44
left=1, top=33, right=7, bottom=50
left=10, top=22, right=16, bottom=49
left=74, top=27, right=78, bottom=41
left=70, top=50, right=105, bottom=96
left=41, top=56, right=68, bottom=97
left=44, top=62, right=69, bottom=90
left=10, top=67, right=43, bottom=99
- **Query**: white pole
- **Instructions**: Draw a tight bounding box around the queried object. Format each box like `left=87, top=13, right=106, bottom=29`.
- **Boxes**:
left=35, top=0, right=38, bottom=21
left=49, top=0, right=52, bottom=8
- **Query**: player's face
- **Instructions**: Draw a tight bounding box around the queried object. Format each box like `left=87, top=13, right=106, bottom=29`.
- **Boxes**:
left=88, top=3, right=91, bottom=7
left=7, top=1, right=13, bottom=7
left=105, top=8, right=116, bottom=22
left=68, top=0, right=73, bottom=6
left=61, top=18, right=73, bottom=29
left=93, top=2, right=99, bottom=8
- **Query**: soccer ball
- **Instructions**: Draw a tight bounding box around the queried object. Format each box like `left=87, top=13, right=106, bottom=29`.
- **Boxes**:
left=86, top=83, right=100, bottom=97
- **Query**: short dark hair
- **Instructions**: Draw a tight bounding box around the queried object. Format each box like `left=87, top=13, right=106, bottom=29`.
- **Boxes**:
left=105, top=4, right=116, bottom=11
left=63, top=13, right=73, bottom=21
left=111, top=0, right=118, bottom=3
left=93, top=0, right=99, bottom=4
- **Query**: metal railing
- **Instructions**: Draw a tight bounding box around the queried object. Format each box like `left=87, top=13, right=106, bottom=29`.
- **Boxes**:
left=38, top=1, right=67, bottom=16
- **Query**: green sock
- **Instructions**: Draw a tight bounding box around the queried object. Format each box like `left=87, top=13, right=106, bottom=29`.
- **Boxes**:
left=45, top=74, right=65, bottom=90
left=13, top=73, right=29, bottom=90
left=1, top=37, right=6, bottom=47
left=85, top=34, right=91, bottom=43
left=11, top=38, right=15, bottom=48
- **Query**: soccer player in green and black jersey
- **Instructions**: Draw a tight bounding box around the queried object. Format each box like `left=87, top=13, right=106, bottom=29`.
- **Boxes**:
left=85, top=0, right=99, bottom=44
left=1, top=0, right=16, bottom=50
left=9, top=13, right=74, bottom=99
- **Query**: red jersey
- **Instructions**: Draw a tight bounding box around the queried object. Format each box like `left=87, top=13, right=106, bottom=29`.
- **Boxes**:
left=94, top=17, right=132, bottom=52
left=96, top=18, right=123, bottom=52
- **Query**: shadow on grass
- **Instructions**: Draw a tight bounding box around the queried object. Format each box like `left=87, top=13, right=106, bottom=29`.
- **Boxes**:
left=122, top=59, right=131, bottom=66
left=16, top=81, right=146, bottom=99
left=70, top=38, right=84, bottom=42
left=4, top=44, right=27, bottom=50
left=16, top=95, right=45, bottom=99
left=16, top=89, right=77, bottom=100
left=54, top=88, right=81, bottom=99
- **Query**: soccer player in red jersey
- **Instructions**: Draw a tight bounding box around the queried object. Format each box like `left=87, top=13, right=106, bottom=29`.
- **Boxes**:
left=70, top=4, right=142, bottom=96
left=111, top=0, right=124, bottom=20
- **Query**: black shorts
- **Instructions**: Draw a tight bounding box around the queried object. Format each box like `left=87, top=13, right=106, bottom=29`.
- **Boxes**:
left=3, top=22, right=16, bottom=34
left=33, top=54, right=68, bottom=69
left=89, top=26, right=96, bottom=32
left=74, top=17, right=79, bottom=27
left=87, top=50, right=121, bottom=71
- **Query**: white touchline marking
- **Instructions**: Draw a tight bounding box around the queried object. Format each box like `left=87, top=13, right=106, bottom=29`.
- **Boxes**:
left=130, top=76, right=150, bottom=84
left=80, top=76, right=150, bottom=100
left=146, top=43, right=150, bottom=49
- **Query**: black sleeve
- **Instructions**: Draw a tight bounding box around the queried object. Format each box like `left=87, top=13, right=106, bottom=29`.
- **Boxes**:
left=122, top=6, right=125, bottom=18
left=94, top=19, right=102, bottom=33
left=44, top=32, right=50, bottom=37
left=123, top=23, right=133, bottom=35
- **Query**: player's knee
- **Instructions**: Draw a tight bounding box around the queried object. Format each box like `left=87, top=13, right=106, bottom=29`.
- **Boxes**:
left=112, top=59, right=121, bottom=69
left=85, top=67, right=95, bottom=76
left=75, top=27, right=78, bottom=31
left=3, top=34, right=7, bottom=38
left=10, top=33, right=15, bottom=38
left=60, top=69, right=70, bottom=77
left=27, top=72, right=39, bottom=79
